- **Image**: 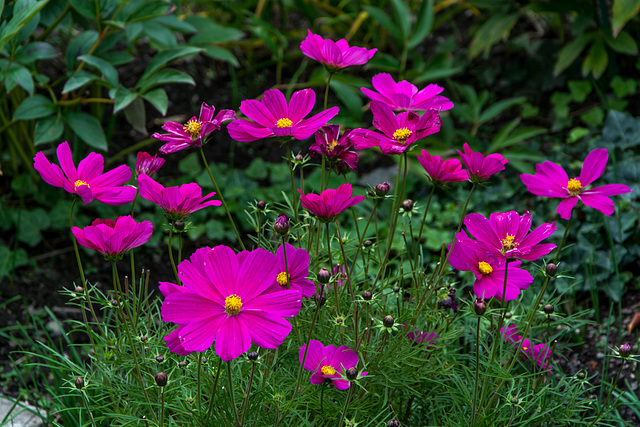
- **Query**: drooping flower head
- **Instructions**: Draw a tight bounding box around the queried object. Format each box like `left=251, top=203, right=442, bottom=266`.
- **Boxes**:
left=135, top=152, right=165, bottom=177
left=271, top=243, right=316, bottom=298
left=350, top=101, right=441, bottom=155
left=361, top=73, right=453, bottom=112
left=310, top=124, right=358, bottom=175
left=299, top=340, right=366, bottom=390
left=227, top=89, right=339, bottom=142
left=300, top=30, right=377, bottom=72
left=161, top=246, right=302, bottom=361
left=416, top=149, right=468, bottom=185
left=463, top=211, right=556, bottom=262
left=520, top=148, right=632, bottom=220
left=34, top=141, right=136, bottom=205
left=298, top=183, right=365, bottom=223
left=457, top=143, right=508, bottom=183
left=137, top=173, right=221, bottom=221
left=152, top=102, right=236, bottom=154
left=72, top=216, right=153, bottom=261
left=501, top=324, right=552, bottom=372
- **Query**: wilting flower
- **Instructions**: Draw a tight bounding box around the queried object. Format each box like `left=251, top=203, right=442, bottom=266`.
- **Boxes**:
left=299, top=340, right=366, bottom=390
left=138, top=173, right=221, bottom=221
left=298, top=183, right=365, bottom=223
left=404, top=324, right=439, bottom=348
left=136, top=152, right=165, bottom=177
left=448, top=232, right=533, bottom=301
left=350, top=101, right=441, bottom=155
left=463, top=211, right=556, bottom=262
left=72, top=216, right=152, bottom=261
left=310, top=124, right=358, bottom=174
left=520, top=148, right=632, bottom=220
left=227, top=89, right=339, bottom=142
left=34, top=141, right=136, bottom=205
left=416, top=149, right=468, bottom=185
left=271, top=243, right=315, bottom=297
left=361, top=73, right=453, bottom=112
left=501, top=324, right=552, bottom=372
left=300, top=30, right=377, bottom=71
left=161, top=246, right=302, bottom=361
left=457, top=143, right=508, bottom=183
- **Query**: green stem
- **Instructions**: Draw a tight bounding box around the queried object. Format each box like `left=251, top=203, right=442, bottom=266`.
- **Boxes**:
left=471, top=315, right=482, bottom=424
left=337, top=385, right=354, bottom=426
left=197, top=352, right=203, bottom=413
left=587, top=359, right=625, bottom=427
left=239, top=362, right=257, bottom=425
left=158, top=386, right=164, bottom=427
left=227, top=361, right=240, bottom=426
left=286, top=141, right=299, bottom=226
left=414, top=185, right=436, bottom=263
left=168, top=223, right=180, bottom=284
left=334, top=221, right=355, bottom=302
left=205, top=358, right=224, bottom=425
left=80, top=390, right=97, bottom=427
left=324, top=72, right=333, bottom=110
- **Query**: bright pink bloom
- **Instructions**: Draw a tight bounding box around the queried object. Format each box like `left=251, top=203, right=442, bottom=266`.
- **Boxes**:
left=152, top=103, right=235, bottom=154
left=361, top=73, right=453, bottom=112
left=350, top=101, right=441, bottom=155
left=300, top=30, right=377, bottom=71
left=463, top=211, right=556, bottom=262
left=520, top=148, right=632, bottom=220
left=457, top=143, right=508, bottom=182
left=137, top=173, right=221, bottom=221
left=161, top=246, right=302, bottom=361
left=501, top=324, right=552, bottom=372
left=271, top=243, right=316, bottom=298
left=448, top=232, right=533, bottom=301
left=298, top=183, right=365, bottom=223
left=135, top=152, right=165, bottom=177
left=299, top=340, right=366, bottom=390
left=310, top=124, right=358, bottom=174
left=33, top=141, right=136, bottom=205
left=416, top=149, right=468, bottom=185
left=160, top=282, right=193, bottom=356
left=227, top=89, right=339, bottom=142
left=404, top=324, right=439, bottom=348
left=72, top=216, right=152, bottom=261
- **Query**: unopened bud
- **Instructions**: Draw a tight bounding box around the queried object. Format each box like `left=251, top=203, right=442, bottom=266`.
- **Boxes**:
left=155, top=355, right=165, bottom=363
left=273, top=213, right=290, bottom=236
left=174, top=221, right=185, bottom=231
left=75, top=377, right=84, bottom=389
left=178, top=361, right=188, bottom=368
left=335, top=317, right=344, bottom=325
left=363, top=240, right=373, bottom=248
left=474, top=298, right=487, bottom=316
left=154, top=372, right=167, bottom=387
left=247, top=351, right=259, bottom=361
left=346, top=367, right=358, bottom=380
left=256, top=200, right=266, bottom=211
left=75, top=286, right=84, bottom=293
left=387, top=420, right=400, bottom=427
left=294, top=154, right=303, bottom=162
left=317, top=268, right=331, bottom=284
left=362, top=291, right=372, bottom=301
left=510, top=397, right=519, bottom=405
left=401, top=199, right=414, bottom=212
left=543, top=304, right=554, bottom=315
left=393, top=286, right=400, bottom=293
left=620, top=343, right=633, bottom=358
left=375, top=182, right=391, bottom=196
left=187, top=398, right=194, bottom=404
left=546, top=263, right=557, bottom=277
left=383, top=315, right=394, bottom=328
left=505, top=312, right=512, bottom=319
left=201, top=358, right=207, bottom=364
left=111, top=299, right=118, bottom=306
left=314, top=293, right=326, bottom=307
left=576, top=371, right=586, bottom=380
left=140, top=335, right=148, bottom=342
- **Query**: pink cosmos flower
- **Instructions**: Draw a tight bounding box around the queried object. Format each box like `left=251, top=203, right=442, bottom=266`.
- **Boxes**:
left=160, top=282, right=193, bottom=356
left=501, top=324, right=552, bottom=372
left=361, top=73, right=453, bottom=112
left=298, top=183, right=365, bottom=223
left=463, top=211, right=556, bottom=262
left=520, top=148, right=632, bottom=220
left=416, top=149, right=468, bottom=185
left=404, top=324, right=439, bottom=348
left=137, top=173, right=221, bottom=221
left=152, top=102, right=236, bottom=154
left=448, top=232, right=533, bottom=301
left=310, top=124, right=358, bottom=174
left=300, top=30, right=377, bottom=71
left=34, top=141, right=136, bottom=205
left=457, top=143, right=508, bottom=183
left=299, top=340, right=367, bottom=390
left=72, top=216, right=153, bottom=261
left=271, top=243, right=316, bottom=298
left=135, top=152, right=165, bottom=177
left=227, top=89, right=339, bottom=142
left=350, top=101, right=441, bottom=155
left=161, top=246, right=302, bottom=361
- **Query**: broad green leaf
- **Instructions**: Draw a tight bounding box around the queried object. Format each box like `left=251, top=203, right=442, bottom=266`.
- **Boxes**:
left=579, top=106, right=604, bottom=126
left=113, top=86, right=137, bottom=113
left=15, top=0, right=42, bottom=43
left=612, top=0, right=640, bottom=36
left=143, top=20, right=177, bottom=48
left=141, top=46, right=202, bottom=80
left=62, top=70, right=96, bottom=93
left=610, top=75, right=637, bottom=98
left=14, top=42, right=58, bottom=64
left=0, top=247, right=29, bottom=280
left=479, top=96, right=526, bottom=124
left=64, top=111, right=108, bottom=151
left=16, top=208, right=50, bottom=246
left=136, top=68, right=195, bottom=92
left=600, top=110, right=640, bottom=149
left=468, top=13, right=519, bottom=59
left=154, top=15, right=197, bottom=33
left=0, top=0, right=48, bottom=52
left=34, top=115, right=64, bottom=145
left=390, top=0, right=411, bottom=41
left=77, top=54, right=119, bottom=87
left=187, top=20, right=244, bottom=44
left=142, top=88, right=168, bottom=115
left=553, top=33, right=593, bottom=76
left=566, top=127, right=589, bottom=143
left=202, top=46, right=238, bottom=67
left=4, top=62, right=33, bottom=95
left=125, top=21, right=144, bottom=40
left=121, top=0, right=167, bottom=22
left=330, top=79, right=363, bottom=120
left=568, top=80, right=592, bottom=102
left=13, top=94, right=55, bottom=120
left=605, top=30, right=638, bottom=55
left=581, top=39, right=607, bottom=79
left=66, top=31, right=98, bottom=68
left=364, top=6, right=403, bottom=41
left=408, top=0, right=434, bottom=49
left=69, top=0, right=96, bottom=19
left=124, top=98, right=147, bottom=134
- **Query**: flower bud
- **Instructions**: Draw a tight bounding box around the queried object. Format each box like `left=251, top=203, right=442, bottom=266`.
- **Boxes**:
left=619, top=343, right=633, bottom=358
left=375, top=182, right=391, bottom=196
left=140, top=335, right=148, bottom=342
left=154, top=372, right=167, bottom=387
left=314, top=292, right=326, bottom=307
left=273, top=213, right=290, bottom=236
left=74, top=286, right=84, bottom=293
left=474, top=298, right=487, bottom=316
left=335, top=317, right=344, bottom=325
left=387, top=420, right=400, bottom=427
left=75, top=377, right=84, bottom=389
left=362, top=291, right=372, bottom=301
left=247, top=351, right=259, bottom=361
left=545, top=263, right=557, bottom=277
left=201, top=358, right=207, bottom=364
left=294, top=154, right=303, bottom=162
left=111, top=299, right=118, bottom=306
left=363, top=240, right=373, bottom=248
left=256, top=200, right=266, bottom=211
left=317, top=268, right=331, bottom=284
left=178, top=361, right=188, bottom=368
left=174, top=221, right=185, bottom=231
left=576, top=371, right=586, bottom=380
left=505, top=312, right=512, bottom=319
left=383, top=315, right=394, bottom=328
left=543, top=304, right=554, bottom=315
left=393, top=286, right=400, bottom=293
left=136, top=152, right=165, bottom=178
left=510, top=397, right=519, bottom=405
left=401, top=199, right=414, bottom=212
left=187, top=398, right=194, bottom=404
left=155, top=355, right=165, bottom=363
left=346, top=367, right=358, bottom=380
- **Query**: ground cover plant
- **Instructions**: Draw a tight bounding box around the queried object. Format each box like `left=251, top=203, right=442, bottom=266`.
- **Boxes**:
left=2, top=1, right=640, bottom=426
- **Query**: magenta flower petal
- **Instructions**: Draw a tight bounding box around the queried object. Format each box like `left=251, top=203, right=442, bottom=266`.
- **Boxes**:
left=180, top=314, right=226, bottom=353
left=578, top=148, right=607, bottom=187
left=457, top=143, right=507, bottom=182
left=235, top=248, right=278, bottom=301
left=298, top=183, right=364, bottom=223
left=300, top=30, right=376, bottom=70
left=273, top=243, right=316, bottom=297
left=241, top=310, right=293, bottom=348
left=362, top=73, right=452, bottom=112
left=556, top=197, right=579, bottom=220
left=164, top=326, right=193, bottom=356
left=299, top=340, right=362, bottom=389
left=72, top=216, right=152, bottom=261
left=215, top=316, right=252, bottom=361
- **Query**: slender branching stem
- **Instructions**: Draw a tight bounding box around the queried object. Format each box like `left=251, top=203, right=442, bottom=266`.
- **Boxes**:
left=205, top=358, right=224, bottom=425
left=227, top=361, right=240, bottom=426
left=337, top=385, right=355, bottom=426
left=239, top=362, right=258, bottom=425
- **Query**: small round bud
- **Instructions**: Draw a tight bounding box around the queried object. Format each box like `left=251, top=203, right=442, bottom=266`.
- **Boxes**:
left=335, top=317, right=344, bottom=325
left=383, top=315, right=394, bottom=328
left=317, top=268, right=331, bottom=284
left=247, top=351, right=259, bottom=361
left=510, top=397, right=519, bottom=405
left=75, top=286, right=84, bottom=293
left=174, top=221, right=185, bottom=231
left=74, top=377, right=84, bottom=389
left=393, top=286, right=400, bottom=293
left=314, top=293, right=326, bottom=307
left=375, top=182, right=391, bottom=196
left=401, top=199, right=414, bottom=212
left=474, top=298, right=487, bottom=316
left=273, top=213, right=290, bottom=236
left=187, top=398, right=194, bottom=404
left=256, top=200, right=266, bottom=211
left=543, top=304, right=554, bottom=315
left=619, top=343, right=633, bottom=358
left=362, top=291, right=372, bottom=301
left=201, top=358, right=207, bottom=364
left=505, top=312, right=513, bottom=319
left=154, top=372, right=167, bottom=387
left=576, top=371, right=586, bottom=380
left=345, top=367, right=358, bottom=380
left=387, top=420, right=400, bottom=427
left=294, top=154, right=303, bottom=162
left=545, top=263, right=558, bottom=277
left=140, top=335, right=148, bottom=342
left=363, top=239, right=373, bottom=248
left=178, top=361, right=188, bottom=368
left=155, top=355, right=165, bottom=363
left=111, top=299, right=118, bottom=306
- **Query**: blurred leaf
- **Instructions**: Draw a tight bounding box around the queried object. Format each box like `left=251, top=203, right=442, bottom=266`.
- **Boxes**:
left=0, top=0, right=48, bottom=52
left=143, top=20, right=177, bottom=48
left=136, top=69, right=195, bottom=92
left=15, top=208, right=50, bottom=246
left=201, top=46, right=238, bottom=67
left=66, top=31, right=98, bottom=68
left=567, top=80, right=591, bottom=102
left=14, top=42, right=58, bottom=64
left=142, top=88, right=168, bottom=115
left=0, top=247, right=29, bottom=280
left=478, top=96, right=525, bottom=123
left=245, top=158, right=269, bottom=180
left=124, top=98, right=147, bottom=135
left=331, top=79, right=363, bottom=120
left=4, top=62, right=33, bottom=94
left=186, top=18, right=244, bottom=44
left=364, top=6, right=403, bottom=41
left=554, top=33, right=593, bottom=76
left=34, top=116, right=64, bottom=145
left=612, top=0, right=640, bottom=36
left=69, top=0, right=95, bottom=19
left=140, top=46, right=202, bottom=80
left=579, top=107, right=604, bottom=127
left=64, top=111, right=108, bottom=151
left=567, top=127, right=589, bottom=143
left=77, top=54, right=118, bottom=87
left=600, top=110, right=640, bottom=149
left=468, top=13, right=519, bottom=59
left=581, top=39, right=607, bottom=79
left=13, top=95, right=55, bottom=120
left=390, top=0, right=411, bottom=41
left=605, top=30, right=638, bottom=54
left=610, top=75, right=637, bottom=98
left=62, top=70, right=96, bottom=93
left=154, top=14, right=197, bottom=33
left=113, top=86, right=137, bottom=113
left=408, top=0, right=434, bottom=49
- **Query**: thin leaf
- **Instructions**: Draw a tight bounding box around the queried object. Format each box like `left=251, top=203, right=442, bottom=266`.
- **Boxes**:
left=408, top=0, right=434, bottom=49
left=0, top=0, right=48, bottom=52
left=390, top=0, right=411, bottom=41
left=113, top=86, right=137, bottom=113
left=612, top=0, right=640, bottom=36
left=62, top=70, right=96, bottom=93
left=479, top=96, right=526, bottom=123
left=364, top=6, right=403, bottom=41
left=64, top=111, right=108, bottom=151
left=468, top=13, right=519, bottom=58
left=140, top=46, right=202, bottom=80
left=605, top=30, right=638, bottom=55
left=77, top=54, right=119, bottom=87
left=554, top=33, right=593, bottom=76
left=581, top=39, right=608, bottom=79
left=136, top=68, right=195, bottom=92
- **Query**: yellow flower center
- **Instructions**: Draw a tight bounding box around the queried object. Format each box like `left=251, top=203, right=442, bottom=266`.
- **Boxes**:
left=276, top=272, right=289, bottom=287
left=567, top=178, right=582, bottom=196
left=392, top=127, right=413, bottom=143
left=327, top=139, right=338, bottom=152
left=501, top=233, right=517, bottom=252
left=224, top=294, right=242, bottom=315
left=321, top=365, right=336, bottom=376
left=74, top=180, right=90, bottom=188
left=478, top=261, right=493, bottom=275
left=183, top=119, right=202, bottom=140
left=276, top=118, right=293, bottom=128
